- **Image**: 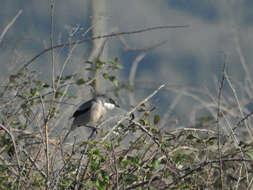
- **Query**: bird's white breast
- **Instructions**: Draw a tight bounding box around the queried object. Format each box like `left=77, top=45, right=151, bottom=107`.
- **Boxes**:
left=90, top=100, right=107, bottom=123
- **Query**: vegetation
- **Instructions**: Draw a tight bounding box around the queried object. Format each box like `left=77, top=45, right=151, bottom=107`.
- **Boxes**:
left=1, top=5, right=253, bottom=190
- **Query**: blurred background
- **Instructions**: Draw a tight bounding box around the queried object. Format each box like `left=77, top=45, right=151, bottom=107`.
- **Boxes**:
left=1, top=0, right=253, bottom=129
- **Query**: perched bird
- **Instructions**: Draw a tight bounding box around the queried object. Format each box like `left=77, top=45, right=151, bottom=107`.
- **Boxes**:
left=63, top=95, right=119, bottom=143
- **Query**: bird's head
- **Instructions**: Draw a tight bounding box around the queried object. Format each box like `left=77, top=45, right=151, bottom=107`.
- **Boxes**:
left=96, top=95, right=120, bottom=110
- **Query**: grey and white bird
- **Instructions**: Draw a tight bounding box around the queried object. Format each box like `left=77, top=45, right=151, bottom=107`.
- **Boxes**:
left=63, top=95, right=119, bottom=143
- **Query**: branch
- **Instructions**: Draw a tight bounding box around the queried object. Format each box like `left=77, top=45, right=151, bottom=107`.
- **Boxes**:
left=0, top=124, right=21, bottom=172
left=169, top=158, right=253, bottom=187
left=216, top=54, right=227, bottom=190
left=17, top=25, right=189, bottom=72
left=101, top=84, right=165, bottom=141
left=0, top=10, right=23, bottom=44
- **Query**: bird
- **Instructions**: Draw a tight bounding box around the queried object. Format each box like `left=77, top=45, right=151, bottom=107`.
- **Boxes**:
left=62, top=95, right=119, bottom=143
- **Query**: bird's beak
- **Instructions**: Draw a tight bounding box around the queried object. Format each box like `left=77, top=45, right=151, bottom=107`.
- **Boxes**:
left=115, top=102, right=120, bottom=108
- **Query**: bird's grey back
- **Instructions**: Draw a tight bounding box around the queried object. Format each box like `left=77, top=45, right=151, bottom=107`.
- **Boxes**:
left=72, top=99, right=93, bottom=118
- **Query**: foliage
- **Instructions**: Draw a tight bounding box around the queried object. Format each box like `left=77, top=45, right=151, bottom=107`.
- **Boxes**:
left=1, top=12, right=253, bottom=190
left=0, top=63, right=253, bottom=190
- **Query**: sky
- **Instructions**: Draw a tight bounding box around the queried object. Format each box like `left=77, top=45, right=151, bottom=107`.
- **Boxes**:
left=1, top=0, right=253, bottom=126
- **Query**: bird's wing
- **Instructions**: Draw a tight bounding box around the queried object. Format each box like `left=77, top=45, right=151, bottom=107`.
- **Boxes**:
left=72, top=99, right=93, bottom=118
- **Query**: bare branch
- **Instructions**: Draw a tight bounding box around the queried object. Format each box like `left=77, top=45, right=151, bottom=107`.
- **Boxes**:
left=17, top=25, right=189, bottom=72
left=216, top=54, right=227, bottom=190
left=0, top=124, right=21, bottom=171
left=0, top=10, right=23, bottom=44
left=101, top=84, right=165, bottom=141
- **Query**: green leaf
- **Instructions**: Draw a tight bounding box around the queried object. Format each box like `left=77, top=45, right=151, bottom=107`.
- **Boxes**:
left=139, top=119, right=149, bottom=126
left=30, top=88, right=38, bottom=96
left=109, top=59, right=115, bottom=64
left=96, top=59, right=105, bottom=69
left=144, top=111, right=150, bottom=117
left=153, top=114, right=160, bottom=125
left=122, top=173, right=138, bottom=184
left=103, top=73, right=109, bottom=79
left=112, top=79, right=118, bottom=87
left=108, top=76, right=118, bottom=87
left=55, top=91, right=64, bottom=98
left=34, top=80, right=42, bottom=87
left=18, top=72, right=25, bottom=76
left=151, top=159, right=159, bottom=169
left=198, top=116, right=212, bottom=122
left=76, top=78, right=85, bottom=85
left=111, top=65, right=118, bottom=71
left=246, top=151, right=253, bottom=160
left=116, top=64, right=124, bottom=69
left=114, top=57, right=119, bottom=63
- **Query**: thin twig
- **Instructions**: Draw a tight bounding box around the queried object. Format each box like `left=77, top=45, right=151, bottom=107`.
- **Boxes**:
left=74, top=129, right=97, bottom=190
left=101, top=84, right=165, bottom=141
left=129, top=53, right=146, bottom=85
left=232, top=26, right=253, bottom=87
left=22, top=150, right=47, bottom=179
left=50, top=0, right=55, bottom=93
left=111, top=141, right=119, bottom=190
left=55, top=23, right=95, bottom=91
left=11, top=128, right=58, bottom=146
left=161, top=92, right=183, bottom=128
left=0, top=10, right=23, bottom=44
left=0, top=123, right=22, bottom=189
left=0, top=124, right=21, bottom=171
left=124, top=176, right=160, bottom=190
left=216, top=55, right=227, bottom=190
left=235, top=165, right=243, bottom=190
left=17, top=25, right=189, bottom=72
left=224, top=72, right=251, bottom=184
left=128, top=53, right=146, bottom=105
left=21, top=74, right=99, bottom=104
left=39, top=94, right=50, bottom=187
left=225, top=71, right=253, bottom=139
left=169, top=158, right=253, bottom=187
left=129, top=119, right=178, bottom=176
left=120, top=36, right=168, bottom=52
left=235, top=110, right=253, bottom=129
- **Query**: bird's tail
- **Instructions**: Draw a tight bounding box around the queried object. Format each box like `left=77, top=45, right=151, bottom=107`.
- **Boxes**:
left=62, top=124, right=98, bottom=144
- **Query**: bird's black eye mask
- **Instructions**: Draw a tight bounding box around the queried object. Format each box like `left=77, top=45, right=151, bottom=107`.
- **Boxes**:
left=109, top=98, right=120, bottom=108
left=109, top=98, right=115, bottom=104
left=96, top=94, right=119, bottom=107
